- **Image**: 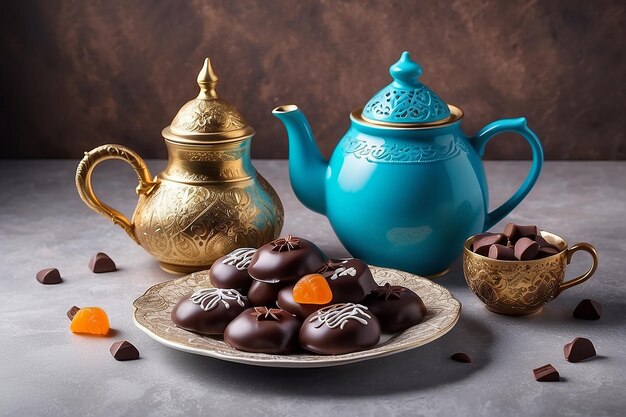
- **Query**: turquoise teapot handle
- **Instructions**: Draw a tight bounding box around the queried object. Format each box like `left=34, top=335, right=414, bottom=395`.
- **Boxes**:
left=470, top=118, right=544, bottom=230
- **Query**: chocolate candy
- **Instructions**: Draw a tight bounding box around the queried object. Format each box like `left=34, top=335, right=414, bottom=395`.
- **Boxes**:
left=504, top=223, right=539, bottom=243
left=36, top=268, right=62, bottom=284
left=472, top=233, right=507, bottom=256
left=300, top=303, right=381, bottom=355
left=171, top=288, right=249, bottom=335
left=533, top=364, right=560, bottom=381
left=564, top=337, right=596, bottom=363
left=248, top=235, right=328, bottom=283
left=362, top=283, right=427, bottom=333
left=110, top=341, right=140, bottom=361
left=317, top=258, right=378, bottom=303
left=67, top=305, right=80, bottom=320
left=210, top=248, right=256, bottom=294
left=536, top=245, right=559, bottom=258
left=277, top=285, right=330, bottom=319
left=573, top=299, right=602, bottom=320
left=89, top=252, right=116, bottom=273
left=247, top=280, right=286, bottom=306
left=488, top=244, right=515, bottom=260
left=224, top=307, right=301, bottom=354
left=450, top=352, right=472, bottom=363
left=514, top=237, right=539, bottom=261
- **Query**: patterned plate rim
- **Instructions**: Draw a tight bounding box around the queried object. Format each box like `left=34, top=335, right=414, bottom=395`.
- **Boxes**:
left=132, top=266, right=461, bottom=368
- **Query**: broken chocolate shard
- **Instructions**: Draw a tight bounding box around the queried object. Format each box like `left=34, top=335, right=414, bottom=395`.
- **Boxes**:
left=110, top=341, right=140, bottom=361
left=564, top=337, right=596, bottom=363
left=573, top=299, right=602, bottom=320
left=533, top=364, right=560, bottom=381
left=67, top=306, right=80, bottom=320
left=36, top=268, right=62, bottom=285
left=89, top=252, right=117, bottom=273
left=450, top=352, right=472, bottom=363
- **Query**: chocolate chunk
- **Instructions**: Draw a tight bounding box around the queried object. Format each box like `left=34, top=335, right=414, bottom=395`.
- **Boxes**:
left=573, top=299, right=602, bottom=320
left=109, top=341, right=140, bottom=361
left=504, top=223, right=539, bottom=243
left=502, top=223, right=519, bottom=241
left=536, top=246, right=559, bottom=258
left=535, top=235, right=557, bottom=249
left=533, top=364, right=560, bottom=381
left=36, top=268, right=62, bottom=284
left=89, top=252, right=117, bottom=273
left=514, top=237, right=539, bottom=261
left=488, top=244, right=516, bottom=260
left=564, top=337, right=596, bottom=363
left=67, top=305, right=81, bottom=320
left=472, top=233, right=507, bottom=256
left=450, top=352, right=472, bottom=363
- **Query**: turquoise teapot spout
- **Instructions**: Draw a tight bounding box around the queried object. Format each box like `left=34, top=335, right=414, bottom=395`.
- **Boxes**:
left=273, top=52, right=543, bottom=277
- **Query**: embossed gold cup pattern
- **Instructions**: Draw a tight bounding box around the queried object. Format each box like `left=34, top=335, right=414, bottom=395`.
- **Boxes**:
left=75, top=58, right=284, bottom=273
left=463, top=232, right=598, bottom=315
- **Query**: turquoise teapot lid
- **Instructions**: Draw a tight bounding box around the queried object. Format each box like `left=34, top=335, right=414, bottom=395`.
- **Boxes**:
left=361, top=51, right=453, bottom=126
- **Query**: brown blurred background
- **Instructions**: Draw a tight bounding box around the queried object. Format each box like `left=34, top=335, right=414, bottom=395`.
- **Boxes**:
left=1, top=0, right=624, bottom=159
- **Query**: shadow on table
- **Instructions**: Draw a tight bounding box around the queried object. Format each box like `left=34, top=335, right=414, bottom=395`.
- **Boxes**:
left=166, top=313, right=493, bottom=397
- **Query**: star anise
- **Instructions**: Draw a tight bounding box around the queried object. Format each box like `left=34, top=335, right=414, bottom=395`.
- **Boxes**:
left=271, top=234, right=301, bottom=252
left=372, top=283, right=404, bottom=301
left=316, top=259, right=345, bottom=275
left=251, top=306, right=282, bottom=321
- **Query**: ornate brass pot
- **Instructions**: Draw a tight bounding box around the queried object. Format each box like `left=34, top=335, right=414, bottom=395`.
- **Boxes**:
left=76, top=59, right=284, bottom=273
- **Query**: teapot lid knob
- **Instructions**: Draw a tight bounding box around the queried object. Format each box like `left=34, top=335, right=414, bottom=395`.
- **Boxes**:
left=197, top=57, right=219, bottom=99
left=389, top=51, right=423, bottom=88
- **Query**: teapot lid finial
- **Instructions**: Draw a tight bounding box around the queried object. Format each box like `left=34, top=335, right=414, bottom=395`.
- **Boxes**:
left=197, top=58, right=219, bottom=99
left=361, top=51, right=453, bottom=126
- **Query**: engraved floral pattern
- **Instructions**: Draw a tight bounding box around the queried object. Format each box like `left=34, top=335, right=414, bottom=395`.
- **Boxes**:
left=133, top=267, right=461, bottom=367
left=342, top=136, right=468, bottom=164
left=171, top=99, right=246, bottom=133
left=363, top=86, right=449, bottom=123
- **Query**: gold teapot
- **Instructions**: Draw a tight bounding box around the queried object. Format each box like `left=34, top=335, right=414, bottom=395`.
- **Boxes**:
left=75, top=58, right=284, bottom=273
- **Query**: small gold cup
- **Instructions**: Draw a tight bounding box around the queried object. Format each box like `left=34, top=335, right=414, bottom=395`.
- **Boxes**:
left=463, top=231, right=598, bottom=315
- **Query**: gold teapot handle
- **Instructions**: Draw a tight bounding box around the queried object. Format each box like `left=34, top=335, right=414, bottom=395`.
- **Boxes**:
left=75, top=144, right=158, bottom=244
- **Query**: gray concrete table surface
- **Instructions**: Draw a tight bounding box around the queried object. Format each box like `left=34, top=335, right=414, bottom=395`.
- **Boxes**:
left=0, top=160, right=625, bottom=417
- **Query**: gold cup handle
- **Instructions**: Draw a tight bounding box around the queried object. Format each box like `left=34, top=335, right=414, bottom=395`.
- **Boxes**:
left=556, top=242, right=599, bottom=295
left=75, top=144, right=158, bottom=244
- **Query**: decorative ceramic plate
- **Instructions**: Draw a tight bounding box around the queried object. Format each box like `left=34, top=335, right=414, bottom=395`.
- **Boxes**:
left=133, top=266, right=461, bottom=368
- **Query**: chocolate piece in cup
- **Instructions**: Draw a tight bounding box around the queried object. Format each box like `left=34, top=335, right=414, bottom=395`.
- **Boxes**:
left=247, top=280, right=287, bottom=307
left=471, top=233, right=507, bottom=256
left=514, top=237, right=539, bottom=261
left=36, top=268, right=62, bottom=285
left=224, top=307, right=301, bottom=354
left=247, top=235, right=328, bottom=283
left=300, top=303, right=381, bottom=355
left=277, top=285, right=330, bottom=319
left=317, top=258, right=378, bottom=303
left=89, top=252, right=117, bottom=273
left=564, top=337, right=596, bottom=363
left=362, top=283, right=427, bottom=333
left=503, top=223, right=539, bottom=244
left=573, top=299, right=602, bottom=320
left=171, top=288, right=249, bottom=335
left=210, top=248, right=256, bottom=295
left=533, top=364, right=560, bottom=382
left=488, top=244, right=515, bottom=260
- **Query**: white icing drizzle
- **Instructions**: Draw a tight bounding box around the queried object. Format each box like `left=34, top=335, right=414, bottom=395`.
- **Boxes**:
left=221, top=248, right=256, bottom=271
left=310, top=303, right=371, bottom=329
left=190, top=288, right=245, bottom=311
left=330, top=266, right=357, bottom=281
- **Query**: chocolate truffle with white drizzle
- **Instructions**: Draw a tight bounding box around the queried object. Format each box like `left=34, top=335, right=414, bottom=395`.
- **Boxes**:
left=248, top=234, right=328, bottom=283
left=300, top=303, right=381, bottom=354
left=210, top=248, right=257, bottom=294
left=317, top=258, right=378, bottom=303
left=171, top=288, right=249, bottom=335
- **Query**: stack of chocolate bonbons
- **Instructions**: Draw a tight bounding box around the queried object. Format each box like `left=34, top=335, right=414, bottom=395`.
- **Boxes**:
left=171, top=235, right=428, bottom=355
left=471, top=224, right=560, bottom=261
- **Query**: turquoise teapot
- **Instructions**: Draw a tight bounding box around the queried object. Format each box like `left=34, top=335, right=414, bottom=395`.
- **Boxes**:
left=273, top=52, right=543, bottom=277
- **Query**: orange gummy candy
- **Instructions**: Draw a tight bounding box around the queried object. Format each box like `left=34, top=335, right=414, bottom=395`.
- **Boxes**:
left=70, top=307, right=110, bottom=336
left=292, top=274, right=332, bottom=305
